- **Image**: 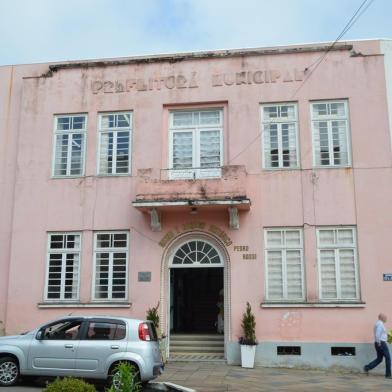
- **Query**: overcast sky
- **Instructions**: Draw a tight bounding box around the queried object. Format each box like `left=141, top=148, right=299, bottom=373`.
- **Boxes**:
left=0, top=0, right=391, bottom=66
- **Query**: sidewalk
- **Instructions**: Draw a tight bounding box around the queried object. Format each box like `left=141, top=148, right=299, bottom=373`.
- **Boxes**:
left=156, top=362, right=392, bottom=391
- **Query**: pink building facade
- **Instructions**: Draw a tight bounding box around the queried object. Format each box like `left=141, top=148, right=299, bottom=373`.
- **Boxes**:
left=1, top=39, right=392, bottom=370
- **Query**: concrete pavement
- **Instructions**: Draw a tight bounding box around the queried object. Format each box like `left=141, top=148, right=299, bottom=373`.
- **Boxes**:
left=156, top=361, right=392, bottom=391
left=8, top=362, right=392, bottom=391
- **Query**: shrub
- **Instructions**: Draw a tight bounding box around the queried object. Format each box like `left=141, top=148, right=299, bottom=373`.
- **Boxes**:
left=107, top=362, right=141, bottom=392
left=146, top=302, right=160, bottom=330
left=239, top=302, right=257, bottom=345
left=43, top=377, right=96, bottom=392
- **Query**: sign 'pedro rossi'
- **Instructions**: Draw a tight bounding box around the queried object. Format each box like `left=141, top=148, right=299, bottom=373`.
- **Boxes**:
left=91, top=68, right=304, bottom=94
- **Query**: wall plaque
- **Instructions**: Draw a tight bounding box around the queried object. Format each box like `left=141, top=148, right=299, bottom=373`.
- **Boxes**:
left=383, top=273, right=392, bottom=281
left=138, top=272, right=152, bottom=282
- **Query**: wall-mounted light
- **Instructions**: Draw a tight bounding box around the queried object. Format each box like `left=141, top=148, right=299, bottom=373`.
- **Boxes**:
left=190, top=207, right=198, bottom=215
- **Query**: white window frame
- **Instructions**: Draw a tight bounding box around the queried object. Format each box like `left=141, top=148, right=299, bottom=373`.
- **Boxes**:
left=261, top=103, right=300, bottom=170
left=52, top=114, right=87, bottom=177
left=264, top=228, right=305, bottom=301
left=44, top=232, right=81, bottom=302
left=168, top=109, right=223, bottom=180
left=170, top=239, right=224, bottom=268
left=97, top=112, right=132, bottom=176
left=92, top=231, right=129, bottom=301
left=311, top=100, right=351, bottom=168
left=317, top=226, right=360, bottom=301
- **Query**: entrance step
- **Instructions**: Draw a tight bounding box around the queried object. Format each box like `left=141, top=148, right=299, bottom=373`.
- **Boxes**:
left=169, top=334, right=224, bottom=361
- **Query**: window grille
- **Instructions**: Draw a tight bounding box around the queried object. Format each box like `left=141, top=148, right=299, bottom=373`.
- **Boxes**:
left=53, top=115, right=87, bottom=177
left=94, top=232, right=128, bottom=300
left=46, top=233, right=81, bottom=301
left=169, top=109, right=223, bottom=179
left=261, top=103, right=299, bottom=169
left=172, top=240, right=223, bottom=267
left=265, top=229, right=304, bottom=301
left=317, top=227, right=359, bottom=300
left=98, top=112, right=132, bottom=175
left=311, top=101, right=351, bottom=167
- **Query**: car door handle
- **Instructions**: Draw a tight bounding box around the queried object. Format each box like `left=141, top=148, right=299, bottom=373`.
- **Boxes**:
left=111, top=345, right=119, bottom=349
left=64, top=344, right=74, bottom=348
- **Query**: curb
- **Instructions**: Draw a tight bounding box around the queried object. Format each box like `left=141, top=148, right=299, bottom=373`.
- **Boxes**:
left=148, top=381, right=196, bottom=392
left=164, top=382, right=196, bottom=392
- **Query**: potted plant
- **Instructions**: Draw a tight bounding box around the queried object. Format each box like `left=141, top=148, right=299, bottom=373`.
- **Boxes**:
left=146, top=302, right=167, bottom=362
left=239, top=302, right=257, bottom=368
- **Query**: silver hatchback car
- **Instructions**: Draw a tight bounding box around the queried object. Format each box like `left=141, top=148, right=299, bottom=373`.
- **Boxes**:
left=0, top=316, right=163, bottom=387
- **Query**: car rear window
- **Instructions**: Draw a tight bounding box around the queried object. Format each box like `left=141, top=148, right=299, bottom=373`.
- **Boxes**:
left=148, top=322, right=158, bottom=341
left=86, top=321, right=126, bottom=340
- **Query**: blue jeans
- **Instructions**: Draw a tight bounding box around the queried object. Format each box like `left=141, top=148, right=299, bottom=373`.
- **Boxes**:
left=365, top=341, right=391, bottom=377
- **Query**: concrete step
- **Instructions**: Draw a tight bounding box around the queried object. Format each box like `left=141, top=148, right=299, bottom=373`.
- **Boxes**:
left=171, top=340, right=224, bottom=347
left=171, top=345, right=224, bottom=353
left=170, top=334, right=224, bottom=341
left=170, top=333, right=224, bottom=357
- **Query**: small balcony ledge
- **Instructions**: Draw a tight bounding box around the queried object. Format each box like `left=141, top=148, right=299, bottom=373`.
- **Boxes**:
left=132, top=165, right=250, bottom=231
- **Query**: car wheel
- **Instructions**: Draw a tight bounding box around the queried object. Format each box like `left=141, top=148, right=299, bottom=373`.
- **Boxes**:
left=0, top=357, right=20, bottom=386
left=108, top=362, right=140, bottom=390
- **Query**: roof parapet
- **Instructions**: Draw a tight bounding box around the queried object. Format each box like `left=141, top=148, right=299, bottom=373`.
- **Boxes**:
left=47, top=44, right=353, bottom=73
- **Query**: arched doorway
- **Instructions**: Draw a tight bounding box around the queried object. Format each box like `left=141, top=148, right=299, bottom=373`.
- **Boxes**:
left=170, top=239, right=223, bottom=333
left=160, top=232, right=230, bottom=360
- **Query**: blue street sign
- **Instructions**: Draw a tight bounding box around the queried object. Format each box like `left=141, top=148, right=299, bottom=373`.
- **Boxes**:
left=383, top=274, right=392, bottom=281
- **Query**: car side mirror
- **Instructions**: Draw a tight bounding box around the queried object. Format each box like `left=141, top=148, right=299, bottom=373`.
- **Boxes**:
left=36, top=330, right=44, bottom=341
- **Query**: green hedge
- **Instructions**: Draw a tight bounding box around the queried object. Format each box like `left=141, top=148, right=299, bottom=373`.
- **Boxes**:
left=43, top=377, right=96, bottom=392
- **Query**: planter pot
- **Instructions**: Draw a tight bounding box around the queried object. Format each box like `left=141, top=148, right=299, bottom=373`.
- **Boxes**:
left=240, top=344, right=256, bottom=368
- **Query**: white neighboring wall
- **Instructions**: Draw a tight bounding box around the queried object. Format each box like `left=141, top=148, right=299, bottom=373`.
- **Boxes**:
left=381, top=40, right=392, bottom=157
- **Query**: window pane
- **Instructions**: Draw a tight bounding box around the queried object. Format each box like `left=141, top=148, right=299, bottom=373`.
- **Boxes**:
left=337, top=229, right=354, bottom=245
left=266, top=231, right=282, bottom=247
left=286, top=250, right=303, bottom=298
left=264, top=106, right=278, bottom=120
left=173, top=132, right=193, bottom=169
left=267, top=250, right=283, bottom=299
left=330, top=102, right=346, bottom=116
left=313, top=103, right=328, bottom=117
left=54, top=134, right=69, bottom=176
left=320, top=249, right=337, bottom=299
left=285, top=230, right=301, bottom=246
left=199, top=111, right=220, bottom=125
left=173, top=112, right=194, bottom=127
left=57, top=117, right=71, bottom=130
left=113, top=233, right=128, bottom=248
left=319, top=230, right=335, bottom=246
left=72, top=116, right=86, bottom=130
left=115, top=131, right=129, bottom=174
left=200, top=130, right=221, bottom=168
left=96, top=234, right=111, bottom=248
left=339, top=249, right=357, bottom=298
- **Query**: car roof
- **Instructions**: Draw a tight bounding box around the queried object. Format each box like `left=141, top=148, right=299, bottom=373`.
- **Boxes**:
left=46, top=315, right=146, bottom=324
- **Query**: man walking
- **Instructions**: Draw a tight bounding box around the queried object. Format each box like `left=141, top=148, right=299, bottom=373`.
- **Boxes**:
left=364, top=313, right=391, bottom=378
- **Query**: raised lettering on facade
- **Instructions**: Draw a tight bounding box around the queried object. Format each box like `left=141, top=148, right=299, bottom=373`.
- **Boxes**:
left=91, top=69, right=304, bottom=94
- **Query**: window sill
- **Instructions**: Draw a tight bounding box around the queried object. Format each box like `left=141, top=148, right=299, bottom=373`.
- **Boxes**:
left=312, top=165, right=352, bottom=170
left=262, top=167, right=301, bottom=171
left=38, top=302, right=132, bottom=308
left=96, top=174, right=131, bottom=177
left=51, top=175, right=85, bottom=180
left=261, top=302, right=366, bottom=308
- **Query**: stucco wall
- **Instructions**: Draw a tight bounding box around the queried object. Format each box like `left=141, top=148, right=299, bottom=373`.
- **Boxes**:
left=1, top=41, right=392, bottom=354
